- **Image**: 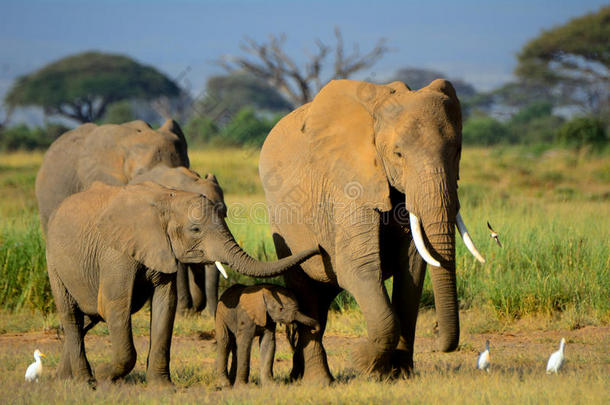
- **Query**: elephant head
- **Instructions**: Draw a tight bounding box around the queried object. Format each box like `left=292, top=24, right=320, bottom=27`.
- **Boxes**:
left=303, top=79, right=485, bottom=351
left=78, top=119, right=190, bottom=187
left=240, top=285, right=320, bottom=331
left=130, top=165, right=227, bottom=217
left=95, top=182, right=318, bottom=279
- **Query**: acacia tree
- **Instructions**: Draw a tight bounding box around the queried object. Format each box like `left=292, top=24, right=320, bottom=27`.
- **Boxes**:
left=219, top=27, right=388, bottom=106
left=5, top=51, right=181, bottom=123
left=515, top=6, right=610, bottom=116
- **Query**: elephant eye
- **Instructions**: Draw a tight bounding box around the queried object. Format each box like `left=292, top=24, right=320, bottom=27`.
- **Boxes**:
left=190, top=226, right=201, bottom=233
left=394, top=151, right=403, bottom=158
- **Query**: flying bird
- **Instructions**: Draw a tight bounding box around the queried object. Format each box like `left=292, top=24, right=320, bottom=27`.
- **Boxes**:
left=25, top=349, right=46, bottom=382
left=546, top=338, right=566, bottom=374
left=476, top=340, right=491, bottom=372
left=487, top=221, right=502, bottom=247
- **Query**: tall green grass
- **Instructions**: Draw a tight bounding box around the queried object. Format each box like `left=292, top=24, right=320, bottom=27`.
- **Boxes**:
left=0, top=147, right=608, bottom=323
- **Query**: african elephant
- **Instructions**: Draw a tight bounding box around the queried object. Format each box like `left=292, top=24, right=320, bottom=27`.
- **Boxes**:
left=46, top=181, right=319, bottom=384
left=35, top=119, right=189, bottom=233
left=35, top=119, right=219, bottom=315
left=130, top=165, right=227, bottom=316
left=215, top=284, right=319, bottom=387
left=258, top=79, right=485, bottom=383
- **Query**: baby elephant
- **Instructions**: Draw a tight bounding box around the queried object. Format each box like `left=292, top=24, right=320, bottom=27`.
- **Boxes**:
left=216, top=284, right=319, bottom=386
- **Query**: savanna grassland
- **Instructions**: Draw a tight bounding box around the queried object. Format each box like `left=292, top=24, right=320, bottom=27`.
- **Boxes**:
left=0, top=146, right=609, bottom=404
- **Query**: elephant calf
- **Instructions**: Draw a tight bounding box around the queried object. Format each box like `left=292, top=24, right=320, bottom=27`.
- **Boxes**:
left=215, top=284, right=319, bottom=387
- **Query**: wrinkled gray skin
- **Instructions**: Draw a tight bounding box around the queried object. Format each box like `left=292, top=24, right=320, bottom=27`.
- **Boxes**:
left=46, top=182, right=319, bottom=384
left=259, top=79, right=470, bottom=383
left=35, top=119, right=219, bottom=316
left=215, top=284, right=320, bottom=387
left=131, top=166, right=228, bottom=317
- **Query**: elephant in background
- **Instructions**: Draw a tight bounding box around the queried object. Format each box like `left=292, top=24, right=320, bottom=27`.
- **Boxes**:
left=35, top=119, right=189, bottom=233
left=35, top=119, right=219, bottom=315
left=259, top=79, right=485, bottom=383
left=46, top=181, right=319, bottom=384
left=215, top=284, right=319, bottom=387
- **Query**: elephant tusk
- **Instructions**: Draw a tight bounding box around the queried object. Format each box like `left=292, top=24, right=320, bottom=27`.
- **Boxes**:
left=456, top=212, right=486, bottom=263
left=215, top=261, right=229, bottom=279
left=409, top=213, right=441, bottom=267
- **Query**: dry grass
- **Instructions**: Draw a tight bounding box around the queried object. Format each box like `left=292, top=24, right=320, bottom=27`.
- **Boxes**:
left=0, top=309, right=608, bottom=404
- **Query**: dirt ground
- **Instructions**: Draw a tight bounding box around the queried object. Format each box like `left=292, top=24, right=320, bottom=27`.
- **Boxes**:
left=2, top=322, right=608, bottom=381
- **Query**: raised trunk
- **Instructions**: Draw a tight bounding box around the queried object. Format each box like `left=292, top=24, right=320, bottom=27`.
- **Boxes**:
left=208, top=225, right=319, bottom=278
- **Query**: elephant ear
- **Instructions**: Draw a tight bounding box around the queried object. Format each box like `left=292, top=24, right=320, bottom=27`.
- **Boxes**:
left=303, top=80, right=392, bottom=211
left=95, top=182, right=180, bottom=274
left=160, top=119, right=190, bottom=167
left=424, top=79, right=462, bottom=129
left=240, top=286, right=268, bottom=327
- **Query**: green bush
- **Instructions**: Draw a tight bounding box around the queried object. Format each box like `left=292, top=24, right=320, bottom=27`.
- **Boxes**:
left=557, top=116, right=608, bottom=148
left=462, top=116, right=510, bottom=146
left=184, top=115, right=220, bottom=145
left=101, top=100, right=136, bottom=124
left=219, top=107, right=280, bottom=147
left=0, top=123, right=69, bottom=151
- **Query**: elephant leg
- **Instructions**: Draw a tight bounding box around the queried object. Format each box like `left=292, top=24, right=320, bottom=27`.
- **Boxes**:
left=187, top=264, right=206, bottom=312
left=146, top=275, right=176, bottom=384
left=187, top=263, right=219, bottom=316
left=215, top=322, right=232, bottom=387
left=176, top=263, right=192, bottom=313
left=392, top=239, right=426, bottom=377
left=336, top=220, right=399, bottom=378
left=48, top=270, right=93, bottom=382
left=259, top=327, right=276, bottom=385
left=234, top=327, right=255, bottom=386
left=106, top=303, right=137, bottom=381
left=204, top=264, right=219, bottom=317
left=285, top=271, right=338, bottom=385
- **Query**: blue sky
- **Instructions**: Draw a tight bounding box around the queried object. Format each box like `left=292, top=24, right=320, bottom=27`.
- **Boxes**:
left=0, top=0, right=607, bottom=119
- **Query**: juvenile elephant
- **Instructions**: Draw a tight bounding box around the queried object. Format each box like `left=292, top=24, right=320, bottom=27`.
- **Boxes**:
left=46, top=181, right=319, bottom=384
left=215, top=284, right=319, bottom=387
left=35, top=120, right=218, bottom=315
left=131, top=165, right=227, bottom=316
left=259, top=79, right=486, bottom=383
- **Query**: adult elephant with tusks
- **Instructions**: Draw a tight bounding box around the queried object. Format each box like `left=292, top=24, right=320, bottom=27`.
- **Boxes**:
left=259, top=79, right=486, bottom=384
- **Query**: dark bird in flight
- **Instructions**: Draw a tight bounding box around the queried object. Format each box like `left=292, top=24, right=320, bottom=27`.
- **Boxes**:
left=487, top=221, right=502, bottom=247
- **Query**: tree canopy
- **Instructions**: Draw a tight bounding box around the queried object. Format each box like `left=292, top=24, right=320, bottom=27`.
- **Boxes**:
left=193, top=73, right=292, bottom=123
left=219, top=27, right=388, bottom=106
left=5, top=51, right=181, bottom=123
left=515, top=6, right=610, bottom=115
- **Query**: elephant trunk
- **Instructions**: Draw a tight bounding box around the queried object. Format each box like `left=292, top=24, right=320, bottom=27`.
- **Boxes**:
left=424, top=220, right=459, bottom=352
left=208, top=224, right=319, bottom=278
left=295, top=311, right=320, bottom=333
left=405, top=174, right=460, bottom=352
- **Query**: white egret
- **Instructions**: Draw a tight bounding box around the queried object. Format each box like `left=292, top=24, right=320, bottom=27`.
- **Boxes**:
left=546, top=338, right=566, bottom=374
left=476, top=340, right=490, bottom=372
left=25, top=349, right=46, bottom=382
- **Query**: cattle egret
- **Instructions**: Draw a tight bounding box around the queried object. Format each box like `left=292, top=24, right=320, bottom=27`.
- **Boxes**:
left=25, top=349, right=46, bottom=382
left=487, top=221, right=502, bottom=247
left=546, top=338, right=566, bottom=374
left=477, top=340, right=490, bottom=372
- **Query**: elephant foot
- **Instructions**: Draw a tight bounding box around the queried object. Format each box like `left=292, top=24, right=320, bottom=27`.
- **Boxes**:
left=390, top=349, right=414, bottom=379
left=146, top=373, right=173, bottom=386
left=353, top=341, right=394, bottom=379
left=216, top=376, right=232, bottom=389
